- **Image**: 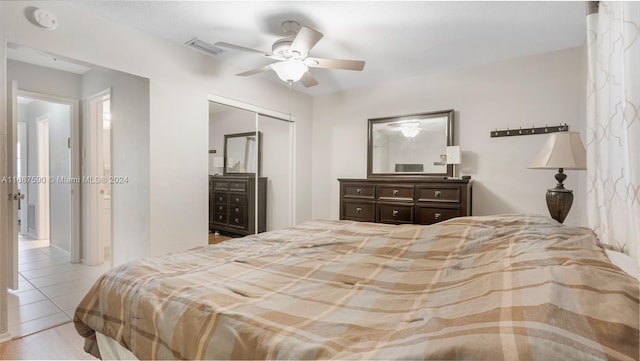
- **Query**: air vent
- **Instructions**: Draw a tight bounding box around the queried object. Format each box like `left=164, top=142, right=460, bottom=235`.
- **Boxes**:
left=185, top=38, right=223, bottom=56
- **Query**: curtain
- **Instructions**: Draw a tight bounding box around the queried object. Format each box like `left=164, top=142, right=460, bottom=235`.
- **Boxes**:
left=586, top=1, right=640, bottom=267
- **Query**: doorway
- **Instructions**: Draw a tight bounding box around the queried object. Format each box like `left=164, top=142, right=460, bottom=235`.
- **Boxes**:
left=15, top=95, right=74, bottom=258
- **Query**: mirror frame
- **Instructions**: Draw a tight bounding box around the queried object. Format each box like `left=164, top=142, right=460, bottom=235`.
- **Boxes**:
left=223, top=131, right=262, bottom=176
left=367, top=109, right=454, bottom=178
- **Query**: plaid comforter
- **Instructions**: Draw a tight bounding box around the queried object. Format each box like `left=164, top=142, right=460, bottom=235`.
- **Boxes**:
left=74, top=215, right=639, bottom=360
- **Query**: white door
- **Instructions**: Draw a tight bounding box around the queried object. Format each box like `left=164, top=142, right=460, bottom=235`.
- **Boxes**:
left=7, top=81, right=19, bottom=290
left=86, top=89, right=112, bottom=265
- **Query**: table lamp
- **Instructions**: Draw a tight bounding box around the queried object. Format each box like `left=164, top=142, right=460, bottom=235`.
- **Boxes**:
left=529, top=132, right=586, bottom=223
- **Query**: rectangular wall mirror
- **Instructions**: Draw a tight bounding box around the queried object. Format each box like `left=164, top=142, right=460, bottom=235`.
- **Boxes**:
left=224, top=131, right=261, bottom=175
left=368, top=110, right=454, bottom=177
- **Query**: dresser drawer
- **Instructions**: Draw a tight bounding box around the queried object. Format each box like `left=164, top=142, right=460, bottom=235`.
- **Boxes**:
left=229, top=194, right=247, bottom=205
left=377, top=185, right=414, bottom=200
left=214, top=203, right=227, bottom=213
left=416, top=206, right=461, bottom=225
left=213, top=212, right=227, bottom=224
left=228, top=214, right=246, bottom=229
left=214, top=192, right=228, bottom=204
left=229, top=181, right=247, bottom=191
left=214, top=180, right=229, bottom=191
left=343, top=201, right=375, bottom=221
left=229, top=204, right=246, bottom=217
left=378, top=203, right=414, bottom=224
left=416, top=186, right=461, bottom=203
left=343, top=184, right=375, bottom=199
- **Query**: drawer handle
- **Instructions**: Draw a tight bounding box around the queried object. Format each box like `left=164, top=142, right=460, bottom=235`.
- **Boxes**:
left=235, top=218, right=240, bottom=223
left=218, top=206, right=223, bottom=211
left=235, top=207, right=240, bottom=213
left=393, top=189, right=399, bottom=196
left=434, top=191, right=442, bottom=198
left=356, top=207, right=362, bottom=214
left=434, top=213, right=442, bottom=220
left=392, top=210, right=399, bottom=217
left=218, top=196, right=223, bottom=201
left=218, top=215, right=223, bottom=220
left=356, top=188, right=362, bottom=194
left=236, top=197, right=240, bottom=202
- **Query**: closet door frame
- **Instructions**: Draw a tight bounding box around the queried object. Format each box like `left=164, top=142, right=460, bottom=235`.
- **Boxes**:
left=208, top=94, right=296, bottom=230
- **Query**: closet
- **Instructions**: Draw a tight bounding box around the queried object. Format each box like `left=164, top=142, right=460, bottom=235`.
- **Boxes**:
left=208, top=98, right=294, bottom=237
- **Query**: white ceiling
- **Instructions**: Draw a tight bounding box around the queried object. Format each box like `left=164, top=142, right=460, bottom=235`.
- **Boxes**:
left=51, top=1, right=586, bottom=96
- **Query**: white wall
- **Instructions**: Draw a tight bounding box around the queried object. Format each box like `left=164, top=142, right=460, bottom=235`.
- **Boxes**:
left=312, top=47, right=587, bottom=226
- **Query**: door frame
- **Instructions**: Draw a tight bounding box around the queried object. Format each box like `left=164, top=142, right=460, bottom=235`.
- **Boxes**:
left=15, top=89, right=81, bottom=263
left=36, top=115, right=50, bottom=240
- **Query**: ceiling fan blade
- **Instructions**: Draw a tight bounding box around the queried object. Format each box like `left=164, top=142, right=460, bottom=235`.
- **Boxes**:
left=215, top=42, right=275, bottom=57
left=236, top=64, right=274, bottom=76
left=289, top=26, right=323, bottom=57
left=305, top=57, right=365, bottom=71
left=300, top=71, right=319, bottom=88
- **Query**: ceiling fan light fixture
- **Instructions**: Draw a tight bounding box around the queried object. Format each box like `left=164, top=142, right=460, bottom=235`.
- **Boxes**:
left=272, top=38, right=293, bottom=58
left=271, top=59, right=308, bottom=83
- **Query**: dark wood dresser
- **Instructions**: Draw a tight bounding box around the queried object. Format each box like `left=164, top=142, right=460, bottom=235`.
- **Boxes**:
left=338, top=178, right=472, bottom=225
left=209, top=175, right=267, bottom=236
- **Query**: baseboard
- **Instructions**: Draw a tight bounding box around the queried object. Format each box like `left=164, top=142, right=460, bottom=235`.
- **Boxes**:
left=25, top=229, right=37, bottom=239
left=0, top=331, right=12, bottom=343
left=50, top=243, right=71, bottom=258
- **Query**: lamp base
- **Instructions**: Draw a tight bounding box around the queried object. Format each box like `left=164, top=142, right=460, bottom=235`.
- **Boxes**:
left=546, top=187, right=573, bottom=223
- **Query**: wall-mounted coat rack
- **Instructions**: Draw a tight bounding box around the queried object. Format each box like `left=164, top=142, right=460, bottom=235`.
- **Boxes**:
left=490, top=124, right=569, bottom=138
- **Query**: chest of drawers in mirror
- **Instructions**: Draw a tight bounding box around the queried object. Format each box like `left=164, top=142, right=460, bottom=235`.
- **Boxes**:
left=339, top=178, right=472, bottom=225
left=209, top=175, right=266, bottom=236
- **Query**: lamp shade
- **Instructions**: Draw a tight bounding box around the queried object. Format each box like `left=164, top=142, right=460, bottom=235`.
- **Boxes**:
left=271, top=59, right=308, bottom=82
left=529, top=132, right=586, bottom=170
left=446, top=146, right=461, bottom=165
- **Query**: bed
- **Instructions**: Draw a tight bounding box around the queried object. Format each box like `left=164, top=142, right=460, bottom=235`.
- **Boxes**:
left=74, top=214, right=639, bottom=360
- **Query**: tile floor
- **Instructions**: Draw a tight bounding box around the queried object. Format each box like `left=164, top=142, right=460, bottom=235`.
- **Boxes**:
left=7, top=235, right=110, bottom=339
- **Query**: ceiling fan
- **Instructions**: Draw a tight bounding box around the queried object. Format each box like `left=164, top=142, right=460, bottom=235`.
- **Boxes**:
left=215, top=21, right=365, bottom=87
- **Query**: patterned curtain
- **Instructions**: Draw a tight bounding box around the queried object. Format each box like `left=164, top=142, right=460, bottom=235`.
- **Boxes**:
left=586, top=1, right=640, bottom=267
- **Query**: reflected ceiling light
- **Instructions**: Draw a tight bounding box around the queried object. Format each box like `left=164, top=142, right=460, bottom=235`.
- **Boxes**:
left=399, top=122, right=421, bottom=138
left=271, top=59, right=308, bottom=82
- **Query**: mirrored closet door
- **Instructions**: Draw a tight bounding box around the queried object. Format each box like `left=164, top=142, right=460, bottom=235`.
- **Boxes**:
left=208, top=100, right=294, bottom=238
